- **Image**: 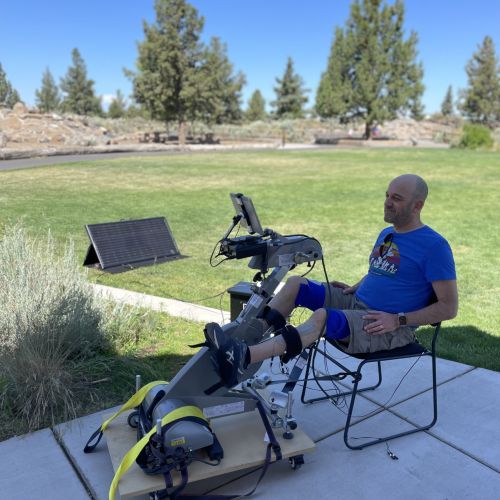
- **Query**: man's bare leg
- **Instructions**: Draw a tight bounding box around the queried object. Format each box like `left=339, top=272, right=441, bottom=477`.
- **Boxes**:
left=266, top=275, right=308, bottom=320
left=249, top=308, right=327, bottom=363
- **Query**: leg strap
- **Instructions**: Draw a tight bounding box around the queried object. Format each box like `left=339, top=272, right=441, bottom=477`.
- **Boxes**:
left=258, top=306, right=286, bottom=330
left=280, top=325, right=303, bottom=364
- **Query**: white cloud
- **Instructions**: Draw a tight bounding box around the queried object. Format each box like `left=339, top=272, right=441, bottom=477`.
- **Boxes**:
left=101, top=94, right=116, bottom=106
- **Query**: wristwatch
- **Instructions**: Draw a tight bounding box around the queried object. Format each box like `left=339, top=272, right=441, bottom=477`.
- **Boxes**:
left=398, top=312, right=407, bottom=326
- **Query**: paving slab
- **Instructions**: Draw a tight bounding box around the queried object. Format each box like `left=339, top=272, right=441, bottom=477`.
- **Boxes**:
left=55, top=406, right=148, bottom=500
left=0, top=428, right=89, bottom=500
left=392, top=367, right=500, bottom=472
left=206, top=410, right=500, bottom=500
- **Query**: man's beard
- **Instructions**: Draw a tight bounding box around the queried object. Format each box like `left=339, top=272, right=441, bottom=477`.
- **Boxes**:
left=384, top=206, right=412, bottom=226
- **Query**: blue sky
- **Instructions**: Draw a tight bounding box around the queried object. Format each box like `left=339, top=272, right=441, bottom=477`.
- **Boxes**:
left=1, top=0, right=499, bottom=114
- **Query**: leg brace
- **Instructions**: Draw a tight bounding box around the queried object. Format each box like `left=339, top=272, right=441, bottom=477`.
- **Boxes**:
left=280, top=325, right=303, bottom=363
left=258, top=306, right=286, bottom=330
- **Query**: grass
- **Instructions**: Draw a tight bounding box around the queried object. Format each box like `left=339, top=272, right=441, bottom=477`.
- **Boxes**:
left=1, top=148, right=499, bottom=377
left=0, top=225, right=206, bottom=440
left=0, top=299, right=205, bottom=441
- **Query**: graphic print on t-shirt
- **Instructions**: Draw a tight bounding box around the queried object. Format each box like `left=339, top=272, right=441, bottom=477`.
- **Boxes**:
left=369, top=238, right=400, bottom=277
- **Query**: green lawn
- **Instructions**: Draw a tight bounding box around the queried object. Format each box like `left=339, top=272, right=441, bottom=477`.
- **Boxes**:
left=1, top=148, right=499, bottom=371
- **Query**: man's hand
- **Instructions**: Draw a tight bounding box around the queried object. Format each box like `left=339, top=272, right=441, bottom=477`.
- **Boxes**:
left=330, top=281, right=356, bottom=295
left=362, top=310, right=399, bottom=335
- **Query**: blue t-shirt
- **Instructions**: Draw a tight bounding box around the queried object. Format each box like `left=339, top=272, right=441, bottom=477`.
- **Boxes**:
left=355, top=225, right=456, bottom=313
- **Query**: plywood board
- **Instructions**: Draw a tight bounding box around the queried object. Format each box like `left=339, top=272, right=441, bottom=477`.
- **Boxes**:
left=105, top=409, right=315, bottom=498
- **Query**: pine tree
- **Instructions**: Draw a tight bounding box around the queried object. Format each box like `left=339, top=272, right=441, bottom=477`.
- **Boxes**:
left=459, top=36, right=500, bottom=125
left=316, top=28, right=354, bottom=122
left=0, top=62, right=22, bottom=108
left=271, top=57, right=308, bottom=119
left=316, top=0, right=425, bottom=138
left=108, top=90, right=127, bottom=119
left=126, top=0, right=206, bottom=145
left=125, top=102, right=151, bottom=119
left=441, top=86, right=454, bottom=116
left=7, top=89, right=21, bottom=109
left=60, top=48, right=102, bottom=116
left=199, top=37, right=246, bottom=124
left=35, top=67, right=61, bottom=113
left=246, top=90, right=267, bottom=121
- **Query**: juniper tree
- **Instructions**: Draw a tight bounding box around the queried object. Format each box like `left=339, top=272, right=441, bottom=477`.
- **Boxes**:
left=316, top=0, right=425, bottom=138
left=271, top=57, right=308, bottom=119
left=0, top=62, right=21, bottom=108
left=108, top=90, right=127, bottom=119
left=60, top=48, right=102, bottom=115
left=459, top=36, right=500, bottom=126
left=126, top=0, right=206, bottom=144
left=246, top=90, right=267, bottom=121
left=35, top=68, right=61, bottom=113
left=199, top=37, right=246, bottom=124
left=441, top=86, right=454, bottom=116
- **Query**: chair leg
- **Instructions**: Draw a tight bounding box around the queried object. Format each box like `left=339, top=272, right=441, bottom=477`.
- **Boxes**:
left=430, top=351, right=438, bottom=427
left=301, top=351, right=383, bottom=405
left=344, top=353, right=438, bottom=450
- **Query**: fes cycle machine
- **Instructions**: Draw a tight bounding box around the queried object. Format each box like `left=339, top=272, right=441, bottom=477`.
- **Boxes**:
left=87, top=193, right=322, bottom=499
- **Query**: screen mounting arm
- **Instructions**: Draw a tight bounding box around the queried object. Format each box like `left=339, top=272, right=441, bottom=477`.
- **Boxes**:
left=220, top=214, right=242, bottom=241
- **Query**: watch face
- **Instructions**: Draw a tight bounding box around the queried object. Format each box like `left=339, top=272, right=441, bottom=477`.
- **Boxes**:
left=398, top=314, right=407, bottom=326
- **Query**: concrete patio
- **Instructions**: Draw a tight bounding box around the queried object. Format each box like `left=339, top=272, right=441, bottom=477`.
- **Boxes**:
left=1, top=353, right=499, bottom=499
left=1, top=288, right=498, bottom=499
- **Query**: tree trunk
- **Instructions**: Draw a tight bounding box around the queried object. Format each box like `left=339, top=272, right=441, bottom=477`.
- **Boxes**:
left=364, top=122, right=372, bottom=140
left=178, top=120, right=186, bottom=146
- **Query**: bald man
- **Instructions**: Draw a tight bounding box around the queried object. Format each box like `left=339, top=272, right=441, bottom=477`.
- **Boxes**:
left=205, top=174, right=458, bottom=388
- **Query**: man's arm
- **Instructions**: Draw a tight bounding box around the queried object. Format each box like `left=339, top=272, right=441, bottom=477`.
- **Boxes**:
left=363, top=279, right=458, bottom=335
left=405, top=280, right=458, bottom=326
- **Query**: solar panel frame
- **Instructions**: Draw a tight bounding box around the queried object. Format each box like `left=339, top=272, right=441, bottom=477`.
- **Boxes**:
left=84, top=217, right=183, bottom=272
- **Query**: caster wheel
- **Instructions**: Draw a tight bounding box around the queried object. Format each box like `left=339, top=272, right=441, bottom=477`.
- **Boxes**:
left=127, top=410, right=139, bottom=428
left=289, top=454, right=304, bottom=470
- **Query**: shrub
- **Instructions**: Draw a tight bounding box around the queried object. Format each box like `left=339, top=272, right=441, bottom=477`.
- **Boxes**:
left=0, top=226, right=108, bottom=428
left=459, top=123, right=493, bottom=149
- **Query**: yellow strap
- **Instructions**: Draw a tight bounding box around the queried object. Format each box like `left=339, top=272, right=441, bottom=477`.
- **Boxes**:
left=109, top=405, right=207, bottom=500
left=101, top=380, right=168, bottom=432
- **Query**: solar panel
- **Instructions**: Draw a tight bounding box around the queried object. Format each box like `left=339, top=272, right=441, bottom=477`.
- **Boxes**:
left=83, top=217, right=184, bottom=273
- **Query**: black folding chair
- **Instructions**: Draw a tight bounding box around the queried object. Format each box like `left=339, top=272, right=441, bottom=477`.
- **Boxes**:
left=300, top=321, right=442, bottom=450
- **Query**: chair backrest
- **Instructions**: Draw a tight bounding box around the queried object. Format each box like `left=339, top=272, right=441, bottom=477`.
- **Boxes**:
left=428, top=289, right=439, bottom=327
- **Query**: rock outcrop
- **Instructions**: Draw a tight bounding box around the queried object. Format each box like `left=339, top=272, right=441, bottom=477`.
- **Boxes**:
left=0, top=107, right=464, bottom=160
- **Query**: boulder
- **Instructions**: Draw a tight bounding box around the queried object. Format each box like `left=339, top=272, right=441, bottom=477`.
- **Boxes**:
left=12, top=102, right=28, bottom=114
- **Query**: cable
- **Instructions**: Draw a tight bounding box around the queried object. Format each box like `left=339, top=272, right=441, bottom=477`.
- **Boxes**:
left=219, top=289, right=227, bottom=324
left=310, top=338, right=425, bottom=418
left=189, top=290, right=226, bottom=303
left=299, top=259, right=316, bottom=278
left=209, top=255, right=231, bottom=267
left=209, top=237, right=226, bottom=267
left=209, top=215, right=243, bottom=267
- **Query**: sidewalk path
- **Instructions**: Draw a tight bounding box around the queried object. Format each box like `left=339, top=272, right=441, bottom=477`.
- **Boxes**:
left=93, top=283, right=230, bottom=325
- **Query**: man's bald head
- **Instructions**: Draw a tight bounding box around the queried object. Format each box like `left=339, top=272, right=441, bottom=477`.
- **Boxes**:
left=384, top=174, right=428, bottom=230
left=391, top=174, right=428, bottom=202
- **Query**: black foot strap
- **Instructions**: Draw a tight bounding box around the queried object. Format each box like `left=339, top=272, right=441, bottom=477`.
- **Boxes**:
left=84, top=427, right=103, bottom=453
left=280, top=325, right=303, bottom=364
left=258, top=306, right=286, bottom=330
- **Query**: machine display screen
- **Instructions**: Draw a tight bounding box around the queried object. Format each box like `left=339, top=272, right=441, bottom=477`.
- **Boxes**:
left=230, top=193, right=264, bottom=235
